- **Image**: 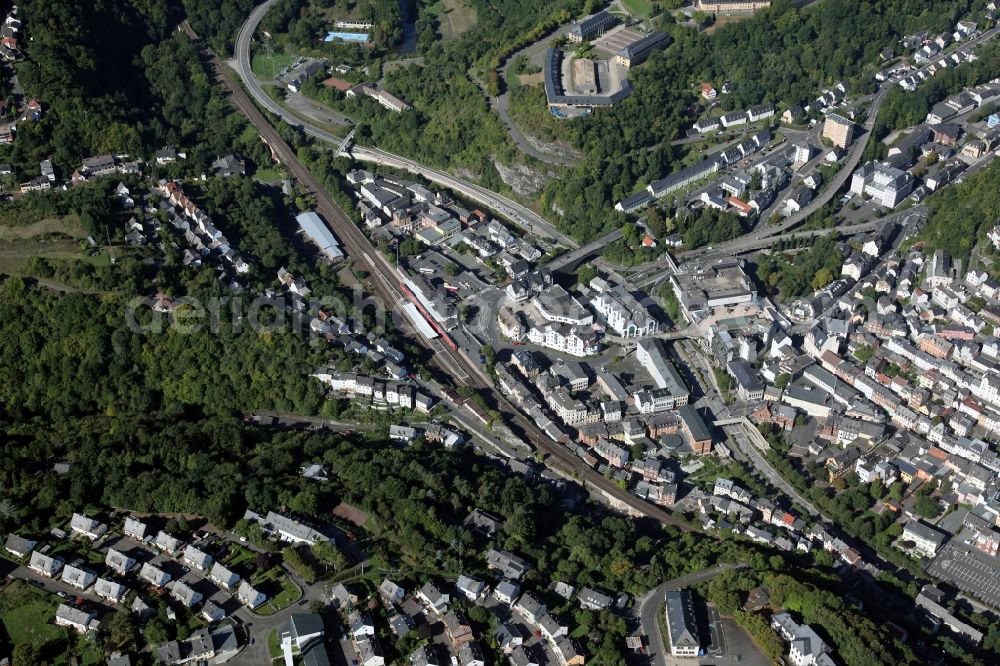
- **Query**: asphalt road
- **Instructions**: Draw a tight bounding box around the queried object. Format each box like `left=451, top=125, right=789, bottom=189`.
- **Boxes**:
left=636, top=563, right=748, bottom=666
left=724, top=424, right=824, bottom=519
left=547, top=228, right=624, bottom=272
left=679, top=24, right=999, bottom=265
left=234, top=0, right=577, bottom=250
left=492, top=18, right=580, bottom=166
left=631, top=205, right=927, bottom=290
left=192, top=9, right=701, bottom=534
left=494, top=82, right=579, bottom=166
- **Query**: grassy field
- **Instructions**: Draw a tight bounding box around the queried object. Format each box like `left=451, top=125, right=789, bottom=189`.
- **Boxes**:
left=518, top=72, right=544, bottom=87
left=0, top=216, right=85, bottom=240
left=268, top=628, right=282, bottom=658
left=0, top=214, right=118, bottom=280
left=254, top=576, right=301, bottom=616
left=0, top=582, right=104, bottom=664
left=621, top=0, right=654, bottom=18
left=0, top=581, right=63, bottom=650
left=251, top=52, right=297, bottom=80
left=253, top=167, right=286, bottom=183
left=429, top=0, right=478, bottom=41
left=222, top=544, right=258, bottom=573
left=0, top=239, right=113, bottom=278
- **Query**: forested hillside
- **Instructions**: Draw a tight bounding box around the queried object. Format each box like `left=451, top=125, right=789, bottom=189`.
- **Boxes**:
left=7, top=0, right=172, bottom=171
left=914, top=159, right=1000, bottom=264
left=544, top=0, right=984, bottom=239
left=268, top=0, right=986, bottom=241
left=0, top=0, right=280, bottom=182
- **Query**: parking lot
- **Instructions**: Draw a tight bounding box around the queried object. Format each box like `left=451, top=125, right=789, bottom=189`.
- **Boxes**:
left=926, top=544, right=1000, bottom=609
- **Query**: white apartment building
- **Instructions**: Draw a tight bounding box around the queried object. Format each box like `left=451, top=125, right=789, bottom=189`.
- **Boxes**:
left=849, top=161, right=914, bottom=207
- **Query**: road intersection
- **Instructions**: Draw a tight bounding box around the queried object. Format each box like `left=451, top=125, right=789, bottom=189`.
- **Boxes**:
left=234, top=0, right=577, bottom=251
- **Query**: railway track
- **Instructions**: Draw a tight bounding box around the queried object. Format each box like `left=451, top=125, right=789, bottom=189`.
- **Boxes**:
left=179, top=21, right=697, bottom=534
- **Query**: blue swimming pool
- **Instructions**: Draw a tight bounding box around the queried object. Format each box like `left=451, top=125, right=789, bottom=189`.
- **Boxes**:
left=324, top=31, right=370, bottom=43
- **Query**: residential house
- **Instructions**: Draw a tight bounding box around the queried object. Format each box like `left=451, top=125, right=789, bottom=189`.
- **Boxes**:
left=515, top=593, right=547, bottom=624
left=493, top=580, right=521, bottom=606
left=55, top=604, right=95, bottom=634
left=417, top=581, right=450, bottom=614
left=358, top=635, right=385, bottom=666
left=456, top=575, right=487, bottom=602
left=486, top=549, right=532, bottom=580
left=105, top=548, right=137, bottom=575
left=901, top=520, right=947, bottom=557
left=578, top=587, right=613, bottom=611
left=170, top=580, right=204, bottom=608
left=209, top=562, right=241, bottom=590
left=123, top=517, right=147, bottom=540
left=182, top=545, right=213, bottom=572
left=444, top=610, right=474, bottom=646
left=139, top=562, right=171, bottom=588
left=61, top=564, right=96, bottom=590
left=95, top=577, right=128, bottom=603
left=70, top=513, right=107, bottom=541
left=238, top=581, right=267, bottom=609
left=154, top=531, right=180, bottom=554
left=459, top=642, right=486, bottom=666
left=349, top=610, right=376, bottom=637
left=4, top=534, right=36, bottom=559
left=379, top=578, right=405, bottom=605
left=28, top=551, right=63, bottom=578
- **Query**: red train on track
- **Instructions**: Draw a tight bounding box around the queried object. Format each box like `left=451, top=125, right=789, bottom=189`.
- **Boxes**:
left=399, top=282, right=458, bottom=351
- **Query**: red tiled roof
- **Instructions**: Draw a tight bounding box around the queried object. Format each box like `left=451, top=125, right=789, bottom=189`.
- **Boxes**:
left=928, top=447, right=949, bottom=461
left=727, top=196, right=753, bottom=214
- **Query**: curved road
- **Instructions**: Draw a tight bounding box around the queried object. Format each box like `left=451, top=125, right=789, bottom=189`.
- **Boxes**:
left=680, top=25, right=999, bottom=265
left=186, top=11, right=695, bottom=535
left=491, top=19, right=581, bottom=167
left=637, top=563, right=749, bottom=666
left=235, top=0, right=577, bottom=249
left=494, top=84, right=580, bottom=166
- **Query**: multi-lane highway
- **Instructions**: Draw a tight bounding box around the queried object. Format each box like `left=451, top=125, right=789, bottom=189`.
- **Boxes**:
left=234, top=0, right=577, bottom=250
left=182, top=16, right=699, bottom=534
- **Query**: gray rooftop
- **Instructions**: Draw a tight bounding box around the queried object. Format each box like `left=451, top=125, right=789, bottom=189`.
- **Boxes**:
left=665, top=590, right=700, bottom=650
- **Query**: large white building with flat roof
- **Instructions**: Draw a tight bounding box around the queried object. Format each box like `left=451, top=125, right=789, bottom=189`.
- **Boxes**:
left=670, top=259, right=757, bottom=322
left=849, top=161, right=914, bottom=207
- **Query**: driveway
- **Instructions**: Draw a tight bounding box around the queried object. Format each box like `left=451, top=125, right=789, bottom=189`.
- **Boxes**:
left=490, top=18, right=581, bottom=166
left=635, top=563, right=748, bottom=666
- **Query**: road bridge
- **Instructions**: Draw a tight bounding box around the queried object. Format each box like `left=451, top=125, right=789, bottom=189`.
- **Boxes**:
left=545, top=228, right=622, bottom=273
left=234, top=0, right=577, bottom=250
left=180, top=10, right=699, bottom=535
